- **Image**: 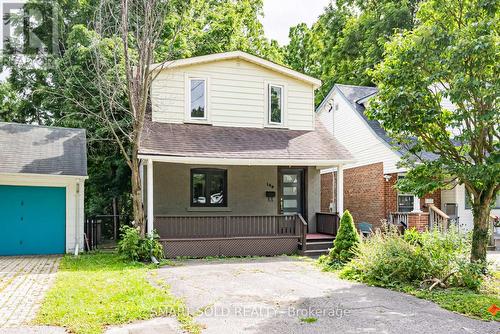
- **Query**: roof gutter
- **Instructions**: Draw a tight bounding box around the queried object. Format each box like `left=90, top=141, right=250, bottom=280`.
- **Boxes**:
left=138, top=154, right=355, bottom=167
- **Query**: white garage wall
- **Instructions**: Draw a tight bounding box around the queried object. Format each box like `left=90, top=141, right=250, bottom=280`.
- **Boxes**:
left=0, top=173, right=85, bottom=253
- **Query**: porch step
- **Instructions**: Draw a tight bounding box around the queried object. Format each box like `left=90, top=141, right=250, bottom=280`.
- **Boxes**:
left=301, top=238, right=334, bottom=257
left=303, top=249, right=331, bottom=257
left=305, top=241, right=334, bottom=251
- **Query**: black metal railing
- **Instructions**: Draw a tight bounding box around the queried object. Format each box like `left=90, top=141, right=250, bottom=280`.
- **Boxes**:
left=84, top=214, right=130, bottom=251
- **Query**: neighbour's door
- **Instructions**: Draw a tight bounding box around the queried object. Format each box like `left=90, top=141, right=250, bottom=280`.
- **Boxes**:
left=279, top=168, right=305, bottom=217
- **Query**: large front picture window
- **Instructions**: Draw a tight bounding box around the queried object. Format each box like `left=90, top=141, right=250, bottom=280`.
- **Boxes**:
left=268, top=84, right=283, bottom=124
left=189, top=78, right=206, bottom=119
left=191, top=168, right=227, bottom=207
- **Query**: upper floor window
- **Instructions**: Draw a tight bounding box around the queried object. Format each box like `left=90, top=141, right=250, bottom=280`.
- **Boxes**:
left=268, top=84, right=284, bottom=125
left=189, top=78, right=206, bottom=119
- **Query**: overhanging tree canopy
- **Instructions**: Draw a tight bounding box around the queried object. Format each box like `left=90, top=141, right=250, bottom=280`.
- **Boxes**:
left=368, top=0, right=499, bottom=262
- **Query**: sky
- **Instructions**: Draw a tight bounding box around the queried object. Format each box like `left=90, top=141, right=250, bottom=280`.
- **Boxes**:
left=262, top=0, right=332, bottom=46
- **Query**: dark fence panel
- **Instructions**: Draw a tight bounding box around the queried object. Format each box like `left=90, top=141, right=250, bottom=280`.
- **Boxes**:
left=84, top=214, right=130, bottom=251
left=316, top=212, right=339, bottom=235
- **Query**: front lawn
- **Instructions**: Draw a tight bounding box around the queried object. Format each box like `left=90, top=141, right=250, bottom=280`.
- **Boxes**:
left=407, top=287, right=500, bottom=321
left=35, top=253, right=200, bottom=334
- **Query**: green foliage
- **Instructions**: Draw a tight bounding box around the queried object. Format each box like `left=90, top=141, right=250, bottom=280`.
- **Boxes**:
left=367, top=0, right=499, bottom=262
left=340, top=226, right=485, bottom=291
left=118, top=226, right=164, bottom=262
left=328, top=210, right=360, bottom=264
left=285, top=0, right=420, bottom=104
left=0, top=0, right=283, bottom=219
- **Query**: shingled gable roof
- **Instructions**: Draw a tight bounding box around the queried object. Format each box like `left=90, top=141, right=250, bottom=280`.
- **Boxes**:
left=149, top=51, right=322, bottom=89
left=139, top=117, right=353, bottom=165
left=0, top=122, right=87, bottom=176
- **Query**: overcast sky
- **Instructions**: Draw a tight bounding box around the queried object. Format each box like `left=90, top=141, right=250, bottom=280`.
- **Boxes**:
left=262, top=0, right=332, bottom=46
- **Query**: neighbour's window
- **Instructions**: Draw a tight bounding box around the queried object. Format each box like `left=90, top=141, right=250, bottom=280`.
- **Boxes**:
left=398, top=195, right=414, bottom=212
left=397, top=175, right=414, bottom=212
left=268, top=84, right=283, bottom=124
left=189, top=78, right=206, bottom=119
left=191, top=168, right=227, bottom=207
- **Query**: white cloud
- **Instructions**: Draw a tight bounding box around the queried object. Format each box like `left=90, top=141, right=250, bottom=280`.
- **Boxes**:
left=262, top=0, right=332, bottom=46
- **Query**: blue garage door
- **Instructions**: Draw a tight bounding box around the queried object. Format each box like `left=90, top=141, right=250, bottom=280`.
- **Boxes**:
left=0, top=185, right=66, bottom=255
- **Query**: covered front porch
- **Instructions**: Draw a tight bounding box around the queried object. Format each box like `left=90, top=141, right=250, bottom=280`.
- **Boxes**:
left=138, top=119, right=353, bottom=257
left=140, top=159, right=344, bottom=257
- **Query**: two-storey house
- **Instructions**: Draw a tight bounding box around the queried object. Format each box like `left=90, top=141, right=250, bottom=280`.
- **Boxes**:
left=138, top=52, right=353, bottom=257
left=316, top=84, right=500, bottom=233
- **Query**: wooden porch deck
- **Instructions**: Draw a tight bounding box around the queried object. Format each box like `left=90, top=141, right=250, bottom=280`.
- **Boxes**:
left=154, top=213, right=339, bottom=258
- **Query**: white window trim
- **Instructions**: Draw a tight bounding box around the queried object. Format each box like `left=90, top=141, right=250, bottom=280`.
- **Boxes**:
left=265, top=82, right=287, bottom=127
left=185, top=74, right=209, bottom=122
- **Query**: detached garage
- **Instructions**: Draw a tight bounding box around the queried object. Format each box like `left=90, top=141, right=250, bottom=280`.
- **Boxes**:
left=0, top=122, right=87, bottom=255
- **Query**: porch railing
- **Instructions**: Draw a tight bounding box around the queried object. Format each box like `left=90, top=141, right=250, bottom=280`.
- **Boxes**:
left=428, top=204, right=450, bottom=231
left=154, top=214, right=308, bottom=250
left=316, top=212, right=340, bottom=236
left=388, top=212, right=409, bottom=228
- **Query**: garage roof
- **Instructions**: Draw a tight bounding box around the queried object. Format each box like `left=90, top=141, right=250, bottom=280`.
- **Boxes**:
left=0, top=122, right=87, bottom=176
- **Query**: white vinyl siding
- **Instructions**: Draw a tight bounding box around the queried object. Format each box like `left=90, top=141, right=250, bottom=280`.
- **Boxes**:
left=151, top=59, right=315, bottom=130
left=317, top=89, right=403, bottom=174
left=440, top=184, right=500, bottom=232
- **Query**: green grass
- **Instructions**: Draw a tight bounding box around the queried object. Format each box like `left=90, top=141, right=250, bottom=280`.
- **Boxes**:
left=408, top=287, right=500, bottom=321
left=35, top=253, right=201, bottom=334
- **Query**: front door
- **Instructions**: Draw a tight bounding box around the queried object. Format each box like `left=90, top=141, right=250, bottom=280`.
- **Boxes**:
left=279, top=168, right=305, bottom=217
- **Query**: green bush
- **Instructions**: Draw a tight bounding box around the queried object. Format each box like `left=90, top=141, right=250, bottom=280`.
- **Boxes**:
left=340, top=225, right=485, bottom=291
left=118, top=226, right=164, bottom=262
left=328, top=210, right=360, bottom=264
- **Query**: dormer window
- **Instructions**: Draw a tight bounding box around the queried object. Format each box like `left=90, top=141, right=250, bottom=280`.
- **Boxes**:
left=189, top=78, right=207, bottom=119
left=268, top=84, right=284, bottom=125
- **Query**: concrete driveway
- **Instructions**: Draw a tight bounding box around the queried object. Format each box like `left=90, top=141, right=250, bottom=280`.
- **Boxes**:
left=0, top=256, right=60, bottom=328
left=157, top=256, right=499, bottom=334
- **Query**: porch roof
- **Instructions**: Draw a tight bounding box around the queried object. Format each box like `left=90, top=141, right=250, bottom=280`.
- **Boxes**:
left=139, top=119, right=353, bottom=166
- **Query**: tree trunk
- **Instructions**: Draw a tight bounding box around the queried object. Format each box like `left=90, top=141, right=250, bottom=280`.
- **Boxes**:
left=131, top=146, right=145, bottom=237
left=470, top=202, right=491, bottom=263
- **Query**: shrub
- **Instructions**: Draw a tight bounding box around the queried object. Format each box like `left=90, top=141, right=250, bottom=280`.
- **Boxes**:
left=118, top=226, right=164, bottom=262
left=340, top=225, right=486, bottom=291
left=328, top=210, right=360, bottom=264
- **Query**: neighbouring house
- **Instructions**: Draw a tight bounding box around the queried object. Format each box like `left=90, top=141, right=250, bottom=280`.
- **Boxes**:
left=138, top=51, right=354, bottom=257
left=0, top=122, right=87, bottom=255
left=316, top=84, right=500, bottom=232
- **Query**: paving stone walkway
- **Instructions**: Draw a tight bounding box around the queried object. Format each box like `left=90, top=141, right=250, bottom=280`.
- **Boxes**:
left=0, top=256, right=60, bottom=328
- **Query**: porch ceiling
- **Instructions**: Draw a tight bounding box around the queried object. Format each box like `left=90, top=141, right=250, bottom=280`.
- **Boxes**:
left=139, top=118, right=354, bottom=166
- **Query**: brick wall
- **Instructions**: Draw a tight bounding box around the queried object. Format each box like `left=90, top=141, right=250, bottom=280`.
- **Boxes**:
left=320, top=172, right=334, bottom=212
left=384, top=173, right=398, bottom=217
left=408, top=212, right=429, bottom=232
left=343, top=163, right=386, bottom=228
left=319, top=163, right=441, bottom=231
left=421, top=191, right=441, bottom=212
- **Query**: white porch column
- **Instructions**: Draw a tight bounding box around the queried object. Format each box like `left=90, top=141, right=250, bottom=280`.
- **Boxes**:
left=147, top=159, right=154, bottom=237
left=412, top=196, right=422, bottom=213
left=139, top=160, right=144, bottom=201
left=336, top=165, right=344, bottom=214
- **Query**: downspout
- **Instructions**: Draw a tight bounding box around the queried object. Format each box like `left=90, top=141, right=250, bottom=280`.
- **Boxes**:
left=74, top=180, right=80, bottom=256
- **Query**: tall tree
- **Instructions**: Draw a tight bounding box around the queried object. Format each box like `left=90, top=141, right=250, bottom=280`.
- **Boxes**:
left=368, top=0, right=499, bottom=262
left=285, top=0, right=420, bottom=104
